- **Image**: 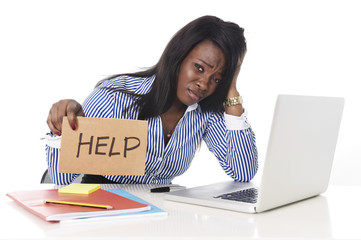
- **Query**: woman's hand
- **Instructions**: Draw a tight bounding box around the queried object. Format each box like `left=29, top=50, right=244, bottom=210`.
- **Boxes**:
left=225, top=56, right=244, bottom=116
left=47, top=99, right=84, bottom=136
left=227, top=60, right=241, bottom=97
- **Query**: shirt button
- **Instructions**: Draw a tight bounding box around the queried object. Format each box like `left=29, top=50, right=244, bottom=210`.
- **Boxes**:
left=157, top=157, right=162, bottom=162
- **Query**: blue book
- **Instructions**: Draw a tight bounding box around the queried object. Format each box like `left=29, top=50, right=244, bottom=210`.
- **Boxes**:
left=107, top=189, right=167, bottom=218
left=62, top=188, right=167, bottom=222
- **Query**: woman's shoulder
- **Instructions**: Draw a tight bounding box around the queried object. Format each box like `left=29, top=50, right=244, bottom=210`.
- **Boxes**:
left=98, top=74, right=155, bottom=94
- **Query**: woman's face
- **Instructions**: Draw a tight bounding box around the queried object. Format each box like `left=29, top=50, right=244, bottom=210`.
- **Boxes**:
left=176, top=40, right=225, bottom=106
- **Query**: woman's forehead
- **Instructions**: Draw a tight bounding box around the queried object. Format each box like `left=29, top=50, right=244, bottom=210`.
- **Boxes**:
left=188, top=40, right=225, bottom=69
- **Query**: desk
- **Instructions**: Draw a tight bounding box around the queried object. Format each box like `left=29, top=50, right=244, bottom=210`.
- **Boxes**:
left=2, top=184, right=361, bottom=239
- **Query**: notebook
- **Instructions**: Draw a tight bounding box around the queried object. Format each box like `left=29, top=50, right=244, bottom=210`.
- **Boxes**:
left=165, top=95, right=344, bottom=213
left=7, top=188, right=150, bottom=222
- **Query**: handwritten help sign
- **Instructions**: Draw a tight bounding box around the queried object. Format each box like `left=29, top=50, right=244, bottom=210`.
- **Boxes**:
left=59, top=117, right=148, bottom=176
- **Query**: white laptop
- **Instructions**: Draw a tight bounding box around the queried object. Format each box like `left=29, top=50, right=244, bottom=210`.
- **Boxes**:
left=165, top=95, right=344, bottom=213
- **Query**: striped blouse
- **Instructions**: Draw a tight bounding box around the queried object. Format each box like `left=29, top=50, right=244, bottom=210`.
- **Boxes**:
left=45, top=75, right=258, bottom=185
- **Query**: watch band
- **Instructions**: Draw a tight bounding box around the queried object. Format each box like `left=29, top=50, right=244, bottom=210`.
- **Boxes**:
left=223, top=96, right=243, bottom=108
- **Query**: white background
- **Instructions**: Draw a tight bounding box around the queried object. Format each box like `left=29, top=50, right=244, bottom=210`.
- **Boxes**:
left=0, top=0, right=360, bottom=189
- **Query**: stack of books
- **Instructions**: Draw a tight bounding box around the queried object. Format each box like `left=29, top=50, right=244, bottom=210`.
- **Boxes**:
left=6, top=183, right=167, bottom=222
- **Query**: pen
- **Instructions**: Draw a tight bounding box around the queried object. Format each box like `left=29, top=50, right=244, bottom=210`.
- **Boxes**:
left=45, top=200, right=113, bottom=209
left=150, top=186, right=186, bottom=193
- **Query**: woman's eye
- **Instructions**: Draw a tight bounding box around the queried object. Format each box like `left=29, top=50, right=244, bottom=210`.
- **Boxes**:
left=212, top=77, right=221, bottom=84
left=195, top=63, right=204, bottom=72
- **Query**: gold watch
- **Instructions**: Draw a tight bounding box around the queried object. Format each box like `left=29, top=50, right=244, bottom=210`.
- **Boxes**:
left=223, top=96, right=243, bottom=108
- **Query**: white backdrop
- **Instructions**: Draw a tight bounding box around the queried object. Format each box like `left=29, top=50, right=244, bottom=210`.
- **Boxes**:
left=1, top=0, right=360, bottom=189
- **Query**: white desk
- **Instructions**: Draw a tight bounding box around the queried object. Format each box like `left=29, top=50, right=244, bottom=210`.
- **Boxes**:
left=2, top=184, right=361, bottom=240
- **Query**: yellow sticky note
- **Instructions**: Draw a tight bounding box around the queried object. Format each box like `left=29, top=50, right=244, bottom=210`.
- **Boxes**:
left=58, top=183, right=101, bottom=194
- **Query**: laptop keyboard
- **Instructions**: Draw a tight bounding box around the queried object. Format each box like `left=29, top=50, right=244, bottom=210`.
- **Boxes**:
left=214, top=188, right=258, bottom=204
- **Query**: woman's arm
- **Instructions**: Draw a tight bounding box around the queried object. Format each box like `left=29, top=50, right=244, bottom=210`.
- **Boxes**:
left=202, top=111, right=258, bottom=182
left=203, top=54, right=258, bottom=181
left=45, top=99, right=84, bottom=185
left=45, top=136, right=80, bottom=185
left=45, top=81, right=116, bottom=185
left=224, top=55, right=245, bottom=117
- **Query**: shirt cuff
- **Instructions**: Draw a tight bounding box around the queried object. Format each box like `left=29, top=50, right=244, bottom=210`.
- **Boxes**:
left=224, top=109, right=251, bottom=130
left=44, top=133, right=62, bottom=148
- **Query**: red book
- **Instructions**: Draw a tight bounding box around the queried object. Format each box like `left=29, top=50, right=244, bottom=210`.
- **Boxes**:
left=7, top=189, right=150, bottom=222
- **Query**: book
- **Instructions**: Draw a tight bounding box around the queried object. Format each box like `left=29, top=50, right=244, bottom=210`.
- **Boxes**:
left=6, top=188, right=150, bottom=222
left=58, top=183, right=101, bottom=194
left=62, top=189, right=168, bottom=223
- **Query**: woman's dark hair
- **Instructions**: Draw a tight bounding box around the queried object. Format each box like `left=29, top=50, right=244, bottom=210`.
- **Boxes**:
left=102, top=15, right=247, bottom=120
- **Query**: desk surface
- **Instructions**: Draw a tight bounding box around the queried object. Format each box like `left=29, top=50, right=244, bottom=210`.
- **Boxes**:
left=2, top=184, right=361, bottom=240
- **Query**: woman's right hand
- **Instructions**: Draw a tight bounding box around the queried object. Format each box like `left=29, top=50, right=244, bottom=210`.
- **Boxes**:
left=47, top=99, right=85, bottom=136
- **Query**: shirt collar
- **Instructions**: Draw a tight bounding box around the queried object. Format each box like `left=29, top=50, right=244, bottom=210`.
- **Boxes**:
left=185, top=103, right=198, bottom=113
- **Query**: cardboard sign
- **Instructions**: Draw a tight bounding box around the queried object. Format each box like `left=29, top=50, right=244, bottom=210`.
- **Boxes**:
left=59, top=117, right=148, bottom=176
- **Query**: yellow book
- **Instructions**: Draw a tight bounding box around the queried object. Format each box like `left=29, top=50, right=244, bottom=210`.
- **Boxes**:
left=58, top=183, right=101, bottom=194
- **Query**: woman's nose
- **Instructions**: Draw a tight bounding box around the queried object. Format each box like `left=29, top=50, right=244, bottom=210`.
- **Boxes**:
left=196, top=77, right=210, bottom=92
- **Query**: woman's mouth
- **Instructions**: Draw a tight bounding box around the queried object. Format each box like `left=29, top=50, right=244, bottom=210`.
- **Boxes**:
left=188, top=89, right=203, bottom=102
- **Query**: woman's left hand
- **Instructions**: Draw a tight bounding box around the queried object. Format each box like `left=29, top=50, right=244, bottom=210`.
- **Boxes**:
left=225, top=56, right=244, bottom=116
left=227, top=59, right=242, bottom=98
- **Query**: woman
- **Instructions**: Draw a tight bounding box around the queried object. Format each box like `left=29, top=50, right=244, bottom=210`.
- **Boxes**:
left=46, top=15, right=258, bottom=185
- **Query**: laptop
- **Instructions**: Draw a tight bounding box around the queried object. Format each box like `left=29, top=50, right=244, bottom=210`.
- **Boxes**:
left=165, top=95, right=344, bottom=213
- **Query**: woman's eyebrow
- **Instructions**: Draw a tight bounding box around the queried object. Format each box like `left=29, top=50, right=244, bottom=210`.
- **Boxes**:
left=197, top=58, right=214, bottom=69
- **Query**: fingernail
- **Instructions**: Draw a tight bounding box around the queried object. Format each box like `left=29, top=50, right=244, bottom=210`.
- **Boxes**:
left=55, top=131, right=61, bottom=136
left=71, top=124, right=76, bottom=130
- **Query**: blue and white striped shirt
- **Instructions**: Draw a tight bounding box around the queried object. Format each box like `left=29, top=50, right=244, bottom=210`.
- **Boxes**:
left=46, top=75, right=258, bottom=185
